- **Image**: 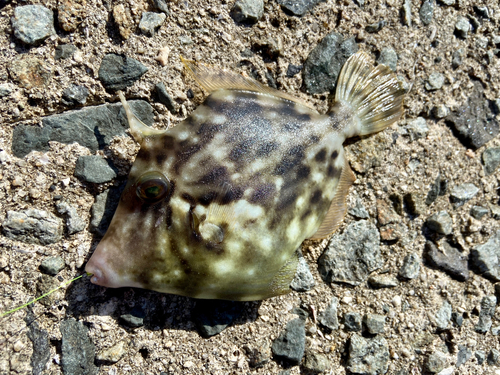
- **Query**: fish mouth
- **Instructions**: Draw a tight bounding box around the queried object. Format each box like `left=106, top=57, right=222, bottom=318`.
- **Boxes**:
left=85, top=250, right=122, bottom=288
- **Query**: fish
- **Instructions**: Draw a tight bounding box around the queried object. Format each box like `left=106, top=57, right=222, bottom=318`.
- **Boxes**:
left=85, top=51, right=404, bottom=301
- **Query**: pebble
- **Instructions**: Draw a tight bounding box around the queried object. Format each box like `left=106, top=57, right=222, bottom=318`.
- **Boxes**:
left=290, top=252, right=315, bottom=292
left=368, top=274, right=398, bottom=288
left=449, top=183, right=479, bottom=207
left=55, top=44, right=77, bottom=60
left=425, top=72, right=445, bottom=91
left=491, top=205, right=500, bottom=220
left=426, top=351, right=446, bottom=373
left=40, top=256, right=65, bottom=276
left=318, top=220, right=382, bottom=286
left=90, top=185, right=125, bottom=236
left=456, top=345, right=472, bottom=367
left=343, top=312, right=362, bottom=332
left=74, top=155, right=117, bottom=184
left=286, top=64, right=302, bottom=77
left=11, top=5, right=56, bottom=45
left=363, top=314, right=385, bottom=335
left=318, top=297, right=339, bottom=331
left=377, top=199, right=400, bottom=225
left=488, top=349, right=499, bottom=365
left=277, top=0, right=323, bottom=16
left=58, top=0, right=87, bottom=32
left=377, top=47, right=397, bottom=71
left=0, top=84, right=12, bottom=97
left=455, top=16, right=471, bottom=38
left=471, top=206, right=489, bottom=220
left=405, top=117, right=429, bottom=141
left=402, top=0, right=412, bottom=27
left=425, top=241, right=469, bottom=281
left=475, top=296, right=496, bottom=333
left=348, top=198, right=370, bottom=219
left=98, top=54, right=148, bottom=90
left=426, top=211, right=453, bottom=235
left=244, top=341, right=271, bottom=368
left=230, top=0, right=263, bottom=23
left=419, top=0, right=434, bottom=25
left=432, top=105, right=449, bottom=119
left=451, top=49, right=463, bottom=69
left=12, top=100, right=153, bottom=158
left=62, top=85, right=90, bottom=106
left=426, top=174, right=448, bottom=205
left=193, top=300, right=244, bottom=338
left=271, top=318, right=306, bottom=365
left=440, top=0, right=455, bottom=5
left=303, top=352, right=330, bottom=373
left=303, top=32, right=358, bottom=94
left=434, top=300, right=452, bottom=330
left=482, top=147, right=500, bottom=176
left=60, top=319, right=98, bottom=375
left=399, top=253, right=420, bottom=280
left=112, top=4, right=134, bottom=39
left=491, top=326, right=500, bottom=336
left=178, top=35, right=193, bottom=45
left=138, top=12, right=166, bottom=36
left=155, top=83, right=177, bottom=114
left=404, top=192, right=426, bottom=215
left=347, top=334, right=389, bottom=375
left=26, top=317, right=51, bottom=375
left=8, top=56, right=51, bottom=89
left=96, top=341, right=127, bottom=363
left=120, top=307, right=146, bottom=328
left=153, top=0, right=170, bottom=14
left=2, top=209, right=63, bottom=245
left=55, top=201, right=86, bottom=234
left=475, top=350, right=486, bottom=365
left=365, top=20, right=386, bottom=34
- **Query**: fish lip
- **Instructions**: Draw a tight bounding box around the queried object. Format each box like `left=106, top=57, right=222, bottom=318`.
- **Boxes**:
left=85, top=254, right=120, bottom=288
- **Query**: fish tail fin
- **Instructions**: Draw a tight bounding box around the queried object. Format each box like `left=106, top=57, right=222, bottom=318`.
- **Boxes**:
left=333, top=51, right=405, bottom=138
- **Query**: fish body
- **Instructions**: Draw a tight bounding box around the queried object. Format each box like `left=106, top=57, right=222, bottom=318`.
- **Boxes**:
left=85, top=52, right=404, bottom=301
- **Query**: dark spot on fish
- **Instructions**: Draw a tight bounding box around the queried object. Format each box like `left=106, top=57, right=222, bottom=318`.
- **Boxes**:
left=315, top=149, right=327, bottom=162
left=283, top=121, right=302, bottom=132
left=204, top=95, right=230, bottom=114
left=301, top=209, right=312, bottom=221
left=256, top=141, right=279, bottom=157
left=297, top=165, right=311, bottom=180
left=136, top=148, right=153, bottom=163
left=165, top=205, right=172, bottom=228
left=277, top=190, right=298, bottom=211
left=198, top=191, right=218, bottom=206
left=309, top=134, right=321, bottom=144
left=311, top=189, right=322, bottom=204
left=198, top=166, right=228, bottom=185
left=181, top=192, right=196, bottom=206
left=221, top=186, right=243, bottom=204
left=156, top=153, right=167, bottom=165
left=327, top=165, right=341, bottom=178
left=205, top=241, right=224, bottom=254
left=331, top=150, right=339, bottom=160
left=250, top=183, right=276, bottom=204
left=229, top=139, right=254, bottom=161
left=162, top=136, right=175, bottom=149
left=174, top=144, right=202, bottom=172
left=274, top=145, right=304, bottom=175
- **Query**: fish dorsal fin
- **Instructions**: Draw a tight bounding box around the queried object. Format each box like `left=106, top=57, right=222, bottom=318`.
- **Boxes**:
left=181, top=57, right=312, bottom=108
left=309, top=159, right=355, bottom=240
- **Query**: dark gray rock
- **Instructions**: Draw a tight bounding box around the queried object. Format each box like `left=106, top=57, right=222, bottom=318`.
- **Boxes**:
left=491, top=326, right=500, bottom=336
left=55, top=201, right=86, bottom=234
left=90, top=184, right=125, bottom=236
left=455, top=16, right=471, bottom=38
left=425, top=72, right=444, bottom=91
left=488, top=349, right=499, bottom=365
left=271, top=318, right=305, bottom=365
left=153, top=0, right=170, bottom=14
left=368, top=274, right=398, bottom=288
left=363, top=314, right=385, bottom=335
left=425, top=241, right=469, bottom=281
left=365, top=20, right=386, bottom=33
left=303, top=32, right=358, bottom=94
left=405, top=117, right=429, bottom=141
left=2, top=209, right=63, bottom=245
left=74, top=155, right=117, bottom=184
left=377, top=47, right=397, bottom=71
left=475, top=296, right=496, bottom=333
left=434, top=300, right=452, bottom=330
left=344, top=312, right=362, bottom=332
left=399, top=253, right=420, bottom=280
left=60, top=319, right=98, bottom=375
left=55, top=44, right=77, bottom=60
left=318, top=297, right=339, bottom=331
left=451, top=311, right=463, bottom=327
left=426, top=174, right=448, bottom=205
left=155, top=83, right=177, bottom=114
left=318, top=220, right=382, bottom=286
left=347, top=334, right=389, bottom=375
left=12, top=5, right=56, bottom=45
left=230, top=0, right=264, bottom=23
left=120, top=307, right=146, bottom=328
left=98, top=54, right=148, bottom=90
left=25, top=314, right=50, bottom=375
left=475, top=350, right=486, bottom=365
left=432, top=105, right=450, bottom=119
left=286, top=64, right=302, bottom=77
left=482, top=147, right=500, bottom=176
left=426, top=351, right=446, bottom=373
left=62, top=85, right=89, bottom=106
left=303, top=352, right=330, bottom=373
left=12, top=100, right=153, bottom=158
left=277, top=0, right=324, bottom=16
left=290, top=252, right=315, bottom=292
left=426, top=211, right=453, bottom=235
left=193, top=300, right=244, bottom=338
left=138, top=12, right=166, bottom=36
left=450, top=183, right=479, bottom=207
left=471, top=206, right=489, bottom=220
left=446, top=82, right=499, bottom=149
left=40, top=256, right=65, bottom=275
left=402, top=0, right=412, bottom=27
left=457, top=345, right=472, bottom=367
left=419, top=0, right=434, bottom=25
left=451, top=49, right=464, bottom=69
left=349, top=198, right=370, bottom=219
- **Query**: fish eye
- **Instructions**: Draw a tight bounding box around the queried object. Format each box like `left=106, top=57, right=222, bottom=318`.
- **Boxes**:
left=136, top=172, right=170, bottom=203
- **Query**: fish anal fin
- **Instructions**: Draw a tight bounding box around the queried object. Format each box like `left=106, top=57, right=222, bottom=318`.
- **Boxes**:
left=309, top=159, right=355, bottom=240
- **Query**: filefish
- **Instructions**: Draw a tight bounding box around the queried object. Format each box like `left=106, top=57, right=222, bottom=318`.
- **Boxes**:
left=85, top=51, right=404, bottom=301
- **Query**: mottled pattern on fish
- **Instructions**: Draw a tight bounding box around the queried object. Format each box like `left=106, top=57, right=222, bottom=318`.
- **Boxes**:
left=86, top=52, right=405, bottom=300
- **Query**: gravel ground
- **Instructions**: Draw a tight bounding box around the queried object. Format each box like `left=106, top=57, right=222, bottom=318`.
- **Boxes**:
left=1, top=0, right=500, bottom=374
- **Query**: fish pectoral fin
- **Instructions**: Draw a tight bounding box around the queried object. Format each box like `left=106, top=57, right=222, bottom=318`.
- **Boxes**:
left=199, top=221, right=224, bottom=243
left=181, top=57, right=313, bottom=108
left=308, top=159, right=355, bottom=240
left=268, top=249, right=300, bottom=297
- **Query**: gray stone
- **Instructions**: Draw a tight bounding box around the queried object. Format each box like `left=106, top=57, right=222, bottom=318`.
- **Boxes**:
left=492, top=326, right=500, bottom=336
left=155, top=83, right=177, bottom=114
left=244, top=341, right=271, bottom=368
left=55, top=201, right=86, bottom=234
left=26, top=315, right=50, bottom=375
left=377, top=47, right=397, bottom=71
left=62, top=85, right=89, bottom=106
left=138, top=12, right=166, bottom=36
left=98, top=54, right=148, bottom=91
left=230, top=0, right=264, bottom=23
left=474, top=6, right=490, bottom=19
left=457, top=345, right=472, bottom=367
left=450, top=183, right=479, bottom=207
left=347, top=334, right=389, bottom=375
left=277, top=0, right=323, bottom=16
left=471, top=206, right=489, bottom=220
left=426, top=174, right=448, bottom=205
left=425, top=72, right=445, bottom=91
left=363, top=314, right=385, bottom=334
left=12, top=5, right=56, bottom=45
left=90, top=185, right=125, bottom=236
left=40, top=256, right=65, bottom=276
left=344, top=312, right=362, bottom=332
left=271, top=318, right=305, bottom=365
left=419, top=0, right=434, bottom=25
left=399, top=253, right=420, bottom=280
left=348, top=198, right=370, bottom=219
left=455, top=16, right=471, bottom=38
left=74, top=156, right=117, bottom=184
left=2, top=209, right=63, bottom=245
left=60, top=319, right=98, bottom=375
left=318, top=297, right=339, bottom=331
left=286, top=64, right=302, bottom=77
left=178, top=35, right=193, bottom=45
left=120, top=307, right=146, bottom=328
left=303, top=352, right=330, bottom=373
left=426, top=211, right=453, bottom=235
left=55, top=44, right=77, bottom=60
left=402, top=0, right=412, bottom=27
left=451, top=49, right=463, bottom=69
left=426, top=351, right=446, bottom=373
left=12, top=100, right=154, bottom=158
left=475, top=350, right=486, bottom=365
left=193, top=300, right=244, bottom=338
left=432, top=105, right=449, bottom=119
left=368, top=274, right=398, bottom=288
left=491, top=205, right=500, bottom=220
left=96, top=341, right=127, bottom=364
left=488, top=349, right=499, bottom=365
left=452, top=311, right=463, bottom=327
left=434, top=300, right=452, bottom=330
left=426, top=241, right=469, bottom=280
left=303, top=32, right=358, bottom=94
left=0, top=84, right=12, bottom=97
left=405, top=117, right=429, bottom=141
left=153, top=0, right=170, bottom=14
left=482, top=147, right=500, bottom=176
left=318, top=220, right=382, bottom=286
left=475, top=296, right=496, bottom=333
left=365, top=20, right=386, bottom=34
left=290, top=252, right=315, bottom=292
